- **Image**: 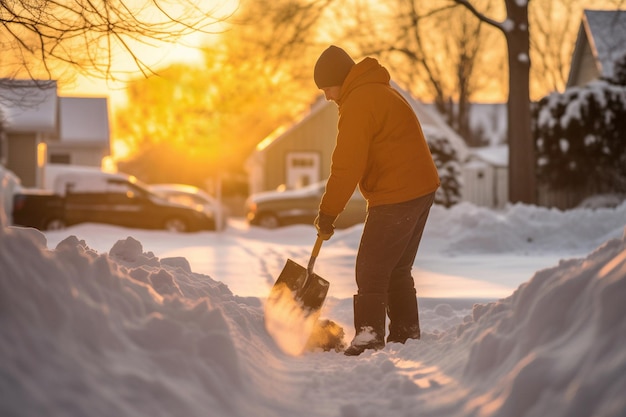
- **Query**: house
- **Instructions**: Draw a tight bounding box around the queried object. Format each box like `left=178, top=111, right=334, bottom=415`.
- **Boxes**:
left=0, top=79, right=110, bottom=188
left=246, top=82, right=514, bottom=208
left=538, top=9, right=626, bottom=209
left=247, top=83, right=472, bottom=194
left=567, top=9, right=626, bottom=87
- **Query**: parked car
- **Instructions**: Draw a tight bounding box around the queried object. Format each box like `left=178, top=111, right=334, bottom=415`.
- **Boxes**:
left=12, top=172, right=216, bottom=232
left=245, top=180, right=367, bottom=229
left=149, top=183, right=228, bottom=231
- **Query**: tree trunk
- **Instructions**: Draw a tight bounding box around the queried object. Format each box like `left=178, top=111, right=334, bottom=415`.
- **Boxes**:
left=505, top=0, right=536, bottom=204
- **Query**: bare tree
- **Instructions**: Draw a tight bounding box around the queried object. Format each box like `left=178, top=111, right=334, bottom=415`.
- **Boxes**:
left=0, top=0, right=228, bottom=82
left=227, top=0, right=333, bottom=82
left=452, top=0, right=536, bottom=204
left=393, top=2, right=489, bottom=143
left=529, top=0, right=577, bottom=95
left=339, top=0, right=498, bottom=147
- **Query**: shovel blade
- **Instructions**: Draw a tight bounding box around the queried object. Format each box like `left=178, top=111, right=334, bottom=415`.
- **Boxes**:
left=269, top=259, right=329, bottom=313
left=264, top=259, right=330, bottom=356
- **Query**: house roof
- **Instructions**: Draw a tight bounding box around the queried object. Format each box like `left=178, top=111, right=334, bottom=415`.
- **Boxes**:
left=255, top=96, right=328, bottom=154
left=0, top=79, right=58, bottom=133
left=59, top=97, right=110, bottom=145
left=0, top=79, right=109, bottom=147
left=568, top=10, right=626, bottom=86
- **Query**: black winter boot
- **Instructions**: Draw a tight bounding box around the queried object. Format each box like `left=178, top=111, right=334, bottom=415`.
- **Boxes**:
left=387, top=289, right=420, bottom=344
left=344, top=293, right=386, bottom=356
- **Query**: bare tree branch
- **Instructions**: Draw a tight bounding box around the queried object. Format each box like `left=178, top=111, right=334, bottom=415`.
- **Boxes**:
left=0, top=0, right=231, bottom=81
left=451, top=0, right=503, bottom=31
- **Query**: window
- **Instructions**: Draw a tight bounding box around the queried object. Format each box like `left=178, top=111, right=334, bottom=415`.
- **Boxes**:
left=50, top=154, right=71, bottom=164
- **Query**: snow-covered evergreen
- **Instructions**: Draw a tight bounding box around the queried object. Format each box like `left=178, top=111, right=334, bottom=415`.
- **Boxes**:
left=533, top=77, right=626, bottom=194
left=425, top=127, right=463, bottom=207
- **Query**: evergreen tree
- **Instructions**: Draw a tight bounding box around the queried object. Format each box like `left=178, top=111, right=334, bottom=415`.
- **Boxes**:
left=532, top=80, right=626, bottom=194
left=425, top=128, right=463, bottom=208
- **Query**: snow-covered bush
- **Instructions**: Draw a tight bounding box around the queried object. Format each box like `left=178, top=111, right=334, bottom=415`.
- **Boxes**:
left=532, top=79, right=626, bottom=193
left=425, top=128, right=462, bottom=207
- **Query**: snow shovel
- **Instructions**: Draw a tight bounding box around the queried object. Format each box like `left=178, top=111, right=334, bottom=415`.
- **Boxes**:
left=264, top=236, right=330, bottom=355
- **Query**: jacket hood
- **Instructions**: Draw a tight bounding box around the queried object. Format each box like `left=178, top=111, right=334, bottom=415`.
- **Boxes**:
left=338, top=57, right=390, bottom=105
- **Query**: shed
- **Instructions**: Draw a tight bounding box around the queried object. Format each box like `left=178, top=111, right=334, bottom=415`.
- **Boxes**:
left=462, top=145, right=508, bottom=208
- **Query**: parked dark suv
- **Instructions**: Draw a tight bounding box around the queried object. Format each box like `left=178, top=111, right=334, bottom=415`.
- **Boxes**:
left=12, top=172, right=216, bottom=232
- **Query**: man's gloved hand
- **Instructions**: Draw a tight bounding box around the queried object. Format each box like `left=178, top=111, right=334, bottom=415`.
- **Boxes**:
left=314, top=212, right=336, bottom=240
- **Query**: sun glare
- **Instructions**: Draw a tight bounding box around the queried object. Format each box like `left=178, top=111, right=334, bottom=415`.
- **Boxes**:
left=57, top=0, right=239, bottom=105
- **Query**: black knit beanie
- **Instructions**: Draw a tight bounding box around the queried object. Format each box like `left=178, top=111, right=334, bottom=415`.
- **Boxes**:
left=314, top=46, right=355, bottom=88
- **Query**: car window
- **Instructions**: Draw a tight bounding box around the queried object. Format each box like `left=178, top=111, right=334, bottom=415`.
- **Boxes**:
left=106, top=180, right=145, bottom=200
left=166, top=193, right=199, bottom=207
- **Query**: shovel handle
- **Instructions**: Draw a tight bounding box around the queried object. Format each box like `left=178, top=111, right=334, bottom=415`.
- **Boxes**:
left=312, top=235, right=323, bottom=258
left=306, top=235, right=324, bottom=277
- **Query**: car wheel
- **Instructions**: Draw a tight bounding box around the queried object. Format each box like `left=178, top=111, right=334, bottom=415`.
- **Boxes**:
left=164, top=217, right=188, bottom=232
left=257, top=213, right=280, bottom=229
left=45, top=218, right=66, bottom=231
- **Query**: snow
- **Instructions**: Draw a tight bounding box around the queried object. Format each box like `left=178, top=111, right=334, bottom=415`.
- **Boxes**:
left=517, top=53, right=529, bottom=63
left=502, top=19, right=515, bottom=33
left=1, top=200, right=625, bottom=417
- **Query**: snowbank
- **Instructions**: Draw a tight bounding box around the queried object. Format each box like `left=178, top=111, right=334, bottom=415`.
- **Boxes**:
left=1, top=220, right=625, bottom=416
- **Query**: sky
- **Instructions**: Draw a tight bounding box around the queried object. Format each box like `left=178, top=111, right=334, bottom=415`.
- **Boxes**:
left=58, top=33, right=205, bottom=108
left=57, top=0, right=236, bottom=107
left=1, top=190, right=625, bottom=416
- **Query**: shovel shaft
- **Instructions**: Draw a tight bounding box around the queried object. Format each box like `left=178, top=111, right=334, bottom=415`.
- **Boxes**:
left=306, top=236, right=323, bottom=278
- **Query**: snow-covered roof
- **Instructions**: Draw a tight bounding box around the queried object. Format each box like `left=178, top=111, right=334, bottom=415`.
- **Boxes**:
left=59, top=97, right=110, bottom=145
left=584, top=10, right=626, bottom=79
left=568, top=10, right=626, bottom=86
left=0, top=80, right=110, bottom=146
left=0, top=80, right=58, bottom=133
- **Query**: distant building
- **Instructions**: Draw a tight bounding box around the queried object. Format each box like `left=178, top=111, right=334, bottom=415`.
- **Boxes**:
left=0, top=79, right=110, bottom=188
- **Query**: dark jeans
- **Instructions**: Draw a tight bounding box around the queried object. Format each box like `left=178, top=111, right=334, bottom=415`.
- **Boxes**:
left=355, top=192, right=436, bottom=295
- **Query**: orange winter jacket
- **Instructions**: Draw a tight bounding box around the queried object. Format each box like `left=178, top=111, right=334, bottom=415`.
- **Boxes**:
left=319, top=57, right=440, bottom=217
